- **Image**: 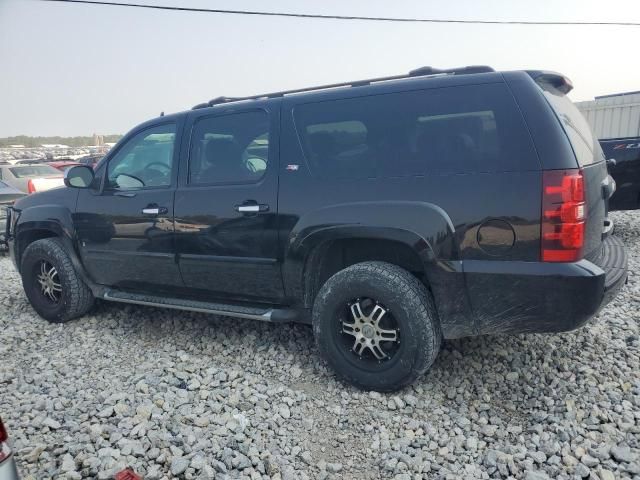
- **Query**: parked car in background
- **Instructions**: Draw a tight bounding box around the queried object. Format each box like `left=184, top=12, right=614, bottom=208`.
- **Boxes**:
left=5, top=66, right=628, bottom=391
left=47, top=161, right=83, bottom=172
left=77, top=154, right=103, bottom=168
left=0, top=181, right=25, bottom=247
left=0, top=417, right=20, bottom=480
left=14, top=159, right=47, bottom=165
left=0, top=164, right=64, bottom=194
left=600, top=137, right=640, bottom=211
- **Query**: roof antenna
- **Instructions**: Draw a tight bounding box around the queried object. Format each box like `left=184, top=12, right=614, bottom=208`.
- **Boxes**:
left=160, top=111, right=165, bottom=117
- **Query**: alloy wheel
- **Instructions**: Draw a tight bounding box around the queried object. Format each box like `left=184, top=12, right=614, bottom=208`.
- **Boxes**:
left=340, top=297, right=400, bottom=362
left=36, top=260, right=62, bottom=304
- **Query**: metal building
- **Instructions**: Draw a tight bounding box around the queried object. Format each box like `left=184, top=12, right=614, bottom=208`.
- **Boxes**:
left=575, top=91, right=640, bottom=139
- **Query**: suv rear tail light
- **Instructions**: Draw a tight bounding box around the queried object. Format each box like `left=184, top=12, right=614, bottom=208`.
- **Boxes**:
left=0, top=417, right=11, bottom=462
left=27, top=179, right=36, bottom=194
left=541, top=169, right=586, bottom=262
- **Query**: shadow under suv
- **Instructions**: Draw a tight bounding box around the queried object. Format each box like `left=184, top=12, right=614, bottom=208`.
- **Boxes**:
left=5, top=66, right=628, bottom=391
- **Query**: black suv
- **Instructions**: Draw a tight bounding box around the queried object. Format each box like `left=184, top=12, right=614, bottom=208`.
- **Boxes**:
left=5, top=66, right=628, bottom=391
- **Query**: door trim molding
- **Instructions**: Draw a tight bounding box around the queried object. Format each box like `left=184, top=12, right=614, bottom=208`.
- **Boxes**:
left=179, top=253, right=277, bottom=264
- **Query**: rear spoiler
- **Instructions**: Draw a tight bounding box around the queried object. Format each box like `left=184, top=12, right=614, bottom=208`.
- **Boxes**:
left=526, top=70, right=574, bottom=94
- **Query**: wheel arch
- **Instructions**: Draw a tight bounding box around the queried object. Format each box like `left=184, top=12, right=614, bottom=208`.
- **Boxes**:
left=13, top=206, right=89, bottom=283
left=282, top=201, right=458, bottom=308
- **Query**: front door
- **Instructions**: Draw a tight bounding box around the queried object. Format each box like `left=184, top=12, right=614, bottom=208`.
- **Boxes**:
left=174, top=105, right=284, bottom=303
left=75, top=121, right=183, bottom=292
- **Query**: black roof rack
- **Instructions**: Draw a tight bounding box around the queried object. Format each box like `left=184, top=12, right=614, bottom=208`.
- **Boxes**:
left=192, top=65, right=495, bottom=110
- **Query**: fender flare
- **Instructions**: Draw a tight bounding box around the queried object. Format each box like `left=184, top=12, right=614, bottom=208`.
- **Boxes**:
left=13, top=205, right=100, bottom=293
left=282, top=201, right=457, bottom=305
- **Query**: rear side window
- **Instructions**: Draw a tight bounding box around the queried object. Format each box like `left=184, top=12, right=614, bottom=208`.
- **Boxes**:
left=542, top=90, right=604, bottom=167
left=293, top=83, right=538, bottom=178
left=188, top=110, right=270, bottom=185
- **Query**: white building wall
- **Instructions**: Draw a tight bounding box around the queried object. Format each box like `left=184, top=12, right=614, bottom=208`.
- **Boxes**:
left=575, top=92, right=640, bottom=139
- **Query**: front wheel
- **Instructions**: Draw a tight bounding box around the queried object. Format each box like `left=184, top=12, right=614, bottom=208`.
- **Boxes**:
left=312, top=261, right=442, bottom=392
left=21, top=238, right=94, bottom=323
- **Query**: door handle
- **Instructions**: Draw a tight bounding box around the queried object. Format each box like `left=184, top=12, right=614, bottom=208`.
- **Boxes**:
left=142, top=206, right=168, bottom=215
left=236, top=203, right=269, bottom=213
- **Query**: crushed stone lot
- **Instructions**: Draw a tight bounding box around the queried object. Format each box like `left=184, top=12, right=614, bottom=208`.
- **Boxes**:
left=0, top=212, right=639, bottom=480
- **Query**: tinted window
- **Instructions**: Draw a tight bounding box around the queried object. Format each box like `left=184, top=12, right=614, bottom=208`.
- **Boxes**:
left=189, top=111, right=269, bottom=185
left=107, top=123, right=176, bottom=189
left=293, top=83, right=538, bottom=178
left=9, top=165, right=61, bottom=178
left=542, top=90, right=603, bottom=167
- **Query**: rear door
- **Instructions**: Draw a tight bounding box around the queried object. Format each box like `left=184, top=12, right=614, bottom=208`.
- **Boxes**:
left=542, top=89, right=609, bottom=257
left=174, top=102, right=284, bottom=303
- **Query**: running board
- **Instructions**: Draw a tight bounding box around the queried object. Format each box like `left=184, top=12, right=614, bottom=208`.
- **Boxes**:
left=103, top=290, right=297, bottom=323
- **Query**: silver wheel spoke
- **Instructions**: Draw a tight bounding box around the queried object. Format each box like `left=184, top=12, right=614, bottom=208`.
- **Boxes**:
left=370, top=342, right=388, bottom=360
left=342, top=321, right=357, bottom=337
left=353, top=339, right=366, bottom=356
left=370, top=304, right=386, bottom=324
left=378, top=327, right=397, bottom=342
left=350, top=301, right=365, bottom=322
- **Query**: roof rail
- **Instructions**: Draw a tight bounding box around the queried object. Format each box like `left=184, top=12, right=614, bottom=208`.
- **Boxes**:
left=192, top=65, right=495, bottom=110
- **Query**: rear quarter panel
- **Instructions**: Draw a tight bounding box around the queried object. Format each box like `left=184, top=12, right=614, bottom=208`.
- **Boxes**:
left=278, top=81, right=543, bottom=337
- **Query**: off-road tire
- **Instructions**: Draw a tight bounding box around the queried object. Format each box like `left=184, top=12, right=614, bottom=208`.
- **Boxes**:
left=21, top=238, right=94, bottom=323
left=313, top=261, right=442, bottom=392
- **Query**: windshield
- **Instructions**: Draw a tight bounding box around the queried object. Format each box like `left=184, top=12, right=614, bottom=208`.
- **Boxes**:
left=9, top=165, right=61, bottom=178
left=541, top=89, right=604, bottom=167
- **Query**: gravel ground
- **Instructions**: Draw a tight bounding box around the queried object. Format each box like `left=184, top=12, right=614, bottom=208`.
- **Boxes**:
left=1, top=211, right=639, bottom=480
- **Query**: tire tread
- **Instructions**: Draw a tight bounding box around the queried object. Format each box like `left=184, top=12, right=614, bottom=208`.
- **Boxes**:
left=313, top=261, right=441, bottom=391
left=21, top=238, right=94, bottom=323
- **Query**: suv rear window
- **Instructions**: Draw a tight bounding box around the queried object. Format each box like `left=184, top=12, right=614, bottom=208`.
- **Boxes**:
left=293, top=83, right=539, bottom=178
left=542, top=89, right=604, bottom=167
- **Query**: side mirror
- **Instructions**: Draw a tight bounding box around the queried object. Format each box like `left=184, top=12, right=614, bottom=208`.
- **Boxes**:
left=64, top=165, right=95, bottom=189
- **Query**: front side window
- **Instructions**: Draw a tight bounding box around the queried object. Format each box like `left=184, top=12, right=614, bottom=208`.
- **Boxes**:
left=107, top=123, right=176, bottom=190
left=189, top=111, right=269, bottom=185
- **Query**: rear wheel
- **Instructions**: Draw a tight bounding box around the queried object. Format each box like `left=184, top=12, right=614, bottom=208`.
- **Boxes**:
left=21, top=238, right=94, bottom=323
left=313, top=261, right=441, bottom=392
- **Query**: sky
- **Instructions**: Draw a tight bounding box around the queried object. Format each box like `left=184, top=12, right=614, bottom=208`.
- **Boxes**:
left=0, top=0, right=639, bottom=137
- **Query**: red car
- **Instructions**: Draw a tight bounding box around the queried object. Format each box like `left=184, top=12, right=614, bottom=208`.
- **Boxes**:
left=47, top=161, right=83, bottom=172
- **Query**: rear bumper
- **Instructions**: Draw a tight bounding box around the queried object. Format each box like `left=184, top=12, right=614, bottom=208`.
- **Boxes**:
left=465, top=235, right=628, bottom=335
left=593, top=234, right=628, bottom=306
